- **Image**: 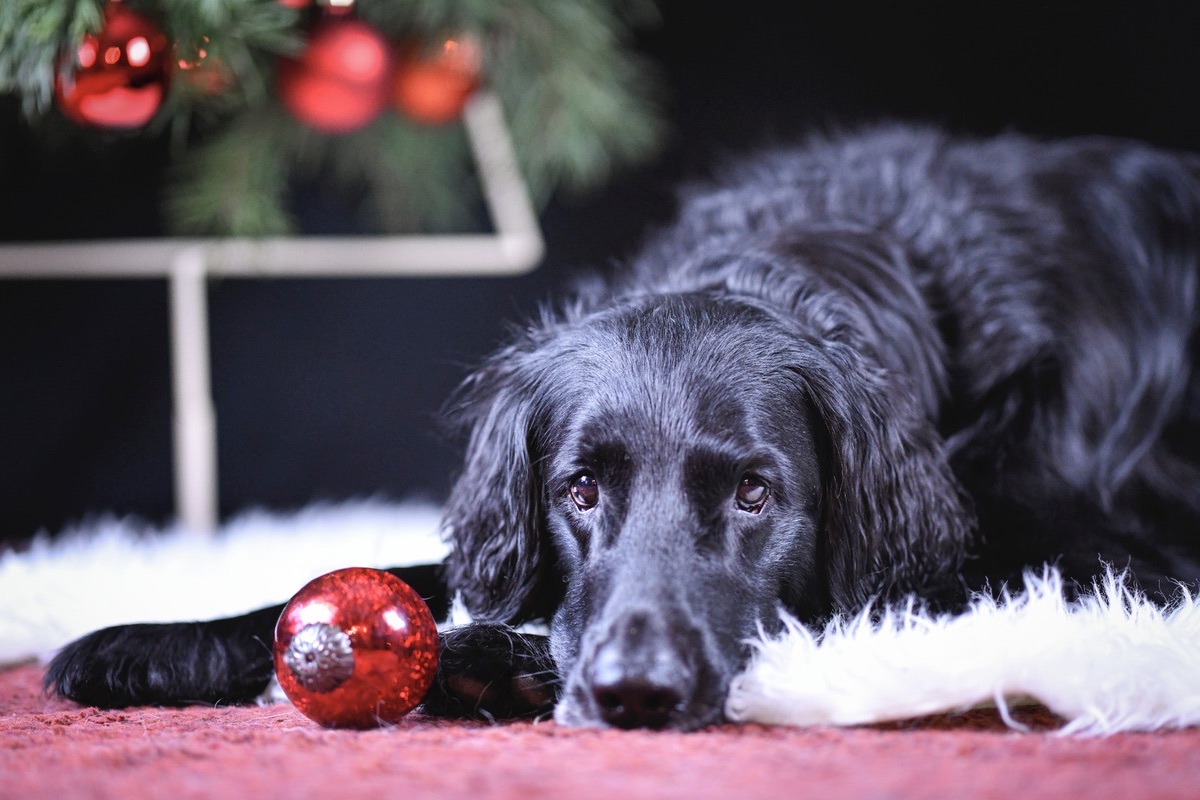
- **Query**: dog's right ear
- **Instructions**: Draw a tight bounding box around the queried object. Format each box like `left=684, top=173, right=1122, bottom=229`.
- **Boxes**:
left=440, top=345, right=559, bottom=625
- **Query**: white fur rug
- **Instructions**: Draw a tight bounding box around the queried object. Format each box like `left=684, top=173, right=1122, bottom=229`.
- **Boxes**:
left=0, top=501, right=447, bottom=664
left=3, top=501, right=1198, bottom=734
left=726, top=571, right=1200, bottom=734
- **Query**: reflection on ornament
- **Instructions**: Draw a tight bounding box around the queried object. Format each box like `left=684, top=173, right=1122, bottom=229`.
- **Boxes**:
left=276, top=19, right=391, bottom=134
left=322, top=0, right=356, bottom=16
left=391, top=35, right=482, bottom=125
left=273, top=567, right=439, bottom=728
left=54, top=3, right=171, bottom=129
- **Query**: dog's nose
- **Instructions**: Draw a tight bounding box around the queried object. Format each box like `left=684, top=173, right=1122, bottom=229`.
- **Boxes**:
left=586, top=611, right=690, bottom=729
left=591, top=672, right=684, bottom=729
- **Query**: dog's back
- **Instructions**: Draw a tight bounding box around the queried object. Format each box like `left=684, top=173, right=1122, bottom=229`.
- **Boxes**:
left=614, top=126, right=1200, bottom=594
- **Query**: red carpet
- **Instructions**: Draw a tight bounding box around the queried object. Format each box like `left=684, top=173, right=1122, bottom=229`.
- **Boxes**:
left=3, top=662, right=1196, bottom=799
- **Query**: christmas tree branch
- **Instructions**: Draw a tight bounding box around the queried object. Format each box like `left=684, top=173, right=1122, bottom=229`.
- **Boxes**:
left=166, top=106, right=294, bottom=236
left=0, top=0, right=103, bottom=114
left=2, top=0, right=666, bottom=237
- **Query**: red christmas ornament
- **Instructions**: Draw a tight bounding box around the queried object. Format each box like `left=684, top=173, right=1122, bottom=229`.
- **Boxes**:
left=274, top=567, right=439, bottom=728
left=54, top=2, right=171, bottom=129
left=391, top=35, right=482, bottom=125
left=276, top=19, right=392, bottom=134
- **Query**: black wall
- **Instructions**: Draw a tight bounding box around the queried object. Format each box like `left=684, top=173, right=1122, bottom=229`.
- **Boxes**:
left=3, top=1, right=1199, bottom=541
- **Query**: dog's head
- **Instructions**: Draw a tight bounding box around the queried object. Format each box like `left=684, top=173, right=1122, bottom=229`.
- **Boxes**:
left=443, top=275, right=971, bottom=729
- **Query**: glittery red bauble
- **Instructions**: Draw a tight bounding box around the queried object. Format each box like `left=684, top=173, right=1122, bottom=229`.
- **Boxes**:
left=390, top=36, right=481, bottom=125
left=274, top=567, right=439, bottom=728
left=53, top=3, right=171, bottom=129
left=276, top=19, right=391, bottom=134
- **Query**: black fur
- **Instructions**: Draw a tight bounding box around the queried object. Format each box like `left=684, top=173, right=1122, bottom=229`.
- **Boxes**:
left=47, top=126, right=1200, bottom=730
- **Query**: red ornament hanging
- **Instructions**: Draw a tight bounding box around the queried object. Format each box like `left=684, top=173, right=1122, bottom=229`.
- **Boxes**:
left=276, top=18, right=392, bottom=134
left=391, top=35, right=482, bottom=125
left=274, top=567, right=440, bottom=729
left=54, top=2, right=171, bottom=129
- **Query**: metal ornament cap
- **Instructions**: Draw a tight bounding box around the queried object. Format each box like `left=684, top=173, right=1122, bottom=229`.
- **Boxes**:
left=283, top=622, right=355, bottom=692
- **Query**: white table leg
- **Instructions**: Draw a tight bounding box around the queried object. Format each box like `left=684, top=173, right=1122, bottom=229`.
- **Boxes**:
left=169, top=248, right=218, bottom=534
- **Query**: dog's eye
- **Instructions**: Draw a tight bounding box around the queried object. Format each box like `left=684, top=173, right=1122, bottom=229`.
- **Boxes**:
left=735, top=475, right=770, bottom=513
left=569, top=472, right=600, bottom=511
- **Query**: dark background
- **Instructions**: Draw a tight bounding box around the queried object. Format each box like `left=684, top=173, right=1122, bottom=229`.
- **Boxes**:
left=3, top=1, right=1199, bottom=542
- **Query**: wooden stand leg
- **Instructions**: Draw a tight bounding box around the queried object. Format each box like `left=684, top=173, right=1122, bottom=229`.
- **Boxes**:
left=169, top=248, right=218, bottom=534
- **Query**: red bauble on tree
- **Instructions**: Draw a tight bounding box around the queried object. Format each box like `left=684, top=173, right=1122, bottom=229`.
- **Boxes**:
left=54, top=2, right=171, bottom=129
left=274, top=567, right=439, bottom=729
left=276, top=18, right=392, bottom=134
left=391, top=35, right=482, bottom=125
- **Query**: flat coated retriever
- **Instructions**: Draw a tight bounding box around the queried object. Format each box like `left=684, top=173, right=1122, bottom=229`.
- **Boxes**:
left=46, top=125, right=1200, bottom=730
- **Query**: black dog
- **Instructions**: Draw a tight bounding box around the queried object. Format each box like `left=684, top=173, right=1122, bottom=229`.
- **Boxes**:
left=47, top=125, right=1200, bottom=730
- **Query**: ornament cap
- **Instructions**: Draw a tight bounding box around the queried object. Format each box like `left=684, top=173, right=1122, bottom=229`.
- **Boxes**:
left=283, top=622, right=356, bottom=693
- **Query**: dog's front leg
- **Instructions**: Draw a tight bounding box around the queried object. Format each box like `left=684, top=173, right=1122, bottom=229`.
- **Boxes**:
left=421, top=623, right=559, bottom=721
left=44, top=603, right=284, bottom=708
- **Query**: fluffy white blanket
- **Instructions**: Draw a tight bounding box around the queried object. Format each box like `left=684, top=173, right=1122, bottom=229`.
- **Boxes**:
left=0, top=501, right=448, bottom=664
left=726, top=571, right=1200, bottom=734
left=3, top=501, right=1198, bottom=734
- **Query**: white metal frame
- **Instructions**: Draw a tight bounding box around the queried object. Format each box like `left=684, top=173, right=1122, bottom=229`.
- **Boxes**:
left=0, top=92, right=544, bottom=534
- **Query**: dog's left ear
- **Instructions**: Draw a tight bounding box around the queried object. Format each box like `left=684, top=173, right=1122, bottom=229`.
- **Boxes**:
left=795, top=342, right=974, bottom=611
left=440, top=347, right=560, bottom=625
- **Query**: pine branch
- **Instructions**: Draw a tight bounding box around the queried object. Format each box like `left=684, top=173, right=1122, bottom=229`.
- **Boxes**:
left=165, top=107, right=294, bottom=236
left=490, top=0, right=666, bottom=201
left=341, top=117, right=478, bottom=234
left=157, top=0, right=302, bottom=108
left=0, top=0, right=103, bottom=114
left=3, top=0, right=667, bottom=237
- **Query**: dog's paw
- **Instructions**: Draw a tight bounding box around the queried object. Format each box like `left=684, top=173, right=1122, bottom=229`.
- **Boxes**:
left=45, top=617, right=276, bottom=709
left=421, top=623, right=559, bottom=721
